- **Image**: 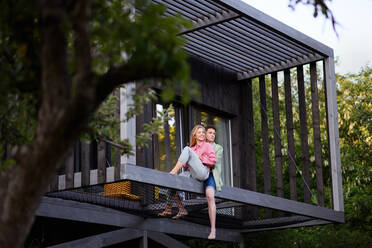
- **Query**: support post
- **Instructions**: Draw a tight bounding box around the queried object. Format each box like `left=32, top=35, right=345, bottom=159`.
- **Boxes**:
left=323, top=56, right=344, bottom=211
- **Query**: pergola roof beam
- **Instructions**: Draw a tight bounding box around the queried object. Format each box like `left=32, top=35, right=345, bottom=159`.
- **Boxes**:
left=183, top=47, right=240, bottom=72
left=184, top=44, right=246, bottom=71
left=180, top=10, right=239, bottom=35
left=182, top=0, right=219, bottom=15
left=217, top=23, right=294, bottom=61
left=155, top=0, right=205, bottom=20
left=237, top=18, right=315, bottom=55
left=217, top=0, right=333, bottom=56
left=229, top=19, right=306, bottom=58
left=238, top=53, right=323, bottom=80
left=186, top=35, right=258, bottom=69
left=198, top=27, right=279, bottom=65
left=186, top=32, right=266, bottom=68
left=211, top=24, right=289, bottom=61
left=154, top=0, right=198, bottom=21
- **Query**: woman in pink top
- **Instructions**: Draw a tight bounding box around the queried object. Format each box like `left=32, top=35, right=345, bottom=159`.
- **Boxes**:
left=159, top=125, right=216, bottom=220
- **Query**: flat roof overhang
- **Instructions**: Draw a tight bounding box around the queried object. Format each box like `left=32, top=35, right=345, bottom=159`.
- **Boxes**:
left=152, top=0, right=333, bottom=80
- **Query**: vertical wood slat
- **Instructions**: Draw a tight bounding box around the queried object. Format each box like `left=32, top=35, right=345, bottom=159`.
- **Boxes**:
left=65, top=147, right=75, bottom=189
left=310, top=62, right=325, bottom=206
left=271, top=72, right=284, bottom=200
left=245, top=79, right=258, bottom=218
left=259, top=75, right=272, bottom=218
left=97, top=141, right=106, bottom=184
left=163, top=117, right=172, bottom=171
left=246, top=79, right=257, bottom=193
left=271, top=72, right=285, bottom=217
left=284, top=69, right=297, bottom=201
left=114, top=89, right=121, bottom=181
left=81, top=141, right=90, bottom=187
left=114, top=147, right=120, bottom=181
left=297, top=65, right=311, bottom=203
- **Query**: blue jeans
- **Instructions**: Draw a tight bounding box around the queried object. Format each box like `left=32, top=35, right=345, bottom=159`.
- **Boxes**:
left=204, top=173, right=216, bottom=191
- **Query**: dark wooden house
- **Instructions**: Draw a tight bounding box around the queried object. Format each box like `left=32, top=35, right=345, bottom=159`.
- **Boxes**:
left=30, top=0, right=344, bottom=247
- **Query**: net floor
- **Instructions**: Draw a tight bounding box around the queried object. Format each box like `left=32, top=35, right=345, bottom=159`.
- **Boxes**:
left=46, top=181, right=315, bottom=230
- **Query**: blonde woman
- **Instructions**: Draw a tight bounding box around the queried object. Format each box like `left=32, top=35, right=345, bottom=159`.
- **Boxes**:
left=158, top=125, right=216, bottom=220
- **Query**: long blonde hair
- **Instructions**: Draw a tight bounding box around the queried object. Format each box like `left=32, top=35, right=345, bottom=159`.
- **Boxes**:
left=190, top=125, right=205, bottom=147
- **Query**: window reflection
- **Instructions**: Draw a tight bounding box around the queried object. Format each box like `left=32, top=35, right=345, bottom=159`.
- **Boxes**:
left=154, top=104, right=180, bottom=172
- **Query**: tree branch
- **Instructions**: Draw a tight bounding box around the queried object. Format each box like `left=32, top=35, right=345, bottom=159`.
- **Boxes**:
left=95, top=59, right=168, bottom=105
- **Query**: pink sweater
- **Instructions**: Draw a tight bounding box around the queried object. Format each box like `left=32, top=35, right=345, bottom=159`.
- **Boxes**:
left=191, top=141, right=217, bottom=165
left=183, top=141, right=216, bottom=170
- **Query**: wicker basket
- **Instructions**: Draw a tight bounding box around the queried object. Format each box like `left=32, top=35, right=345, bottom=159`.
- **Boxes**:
left=104, top=181, right=141, bottom=200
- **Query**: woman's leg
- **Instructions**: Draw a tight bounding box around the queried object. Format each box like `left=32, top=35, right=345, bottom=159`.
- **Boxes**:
left=206, top=187, right=216, bottom=239
left=170, top=147, right=209, bottom=180
left=172, top=194, right=188, bottom=219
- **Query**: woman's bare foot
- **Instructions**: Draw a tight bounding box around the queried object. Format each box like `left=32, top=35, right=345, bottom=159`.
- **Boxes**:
left=208, top=229, right=216, bottom=240
left=170, top=161, right=183, bottom=174
left=158, top=205, right=172, bottom=217
left=172, top=209, right=188, bottom=220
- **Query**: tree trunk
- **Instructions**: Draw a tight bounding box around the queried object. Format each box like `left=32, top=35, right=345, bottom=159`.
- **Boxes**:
left=0, top=1, right=94, bottom=247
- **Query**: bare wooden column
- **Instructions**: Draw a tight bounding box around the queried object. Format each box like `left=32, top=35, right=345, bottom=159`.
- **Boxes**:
left=97, top=141, right=106, bottom=184
left=323, top=57, right=344, bottom=211
left=241, top=79, right=257, bottom=218
left=284, top=69, right=297, bottom=201
left=175, top=107, right=183, bottom=155
left=81, top=141, right=90, bottom=187
left=297, top=65, right=311, bottom=203
left=259, top=75, right=272, bottom=217
left=65, top=147, right=75, bottom=189
left=271, top=72, right=284, bottom=200
left=246, top=79, right=257, bottom=193
left=310, top=62, right=325, bottom=206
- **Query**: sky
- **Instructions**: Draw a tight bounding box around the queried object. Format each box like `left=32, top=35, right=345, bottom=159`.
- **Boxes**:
left=243, top=0, right=372, bottom=75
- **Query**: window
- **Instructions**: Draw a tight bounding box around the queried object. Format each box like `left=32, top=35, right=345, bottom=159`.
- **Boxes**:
left=153, top=104, right=184, bottom=172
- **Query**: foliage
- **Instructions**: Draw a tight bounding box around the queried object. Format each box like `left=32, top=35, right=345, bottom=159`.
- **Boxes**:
left=0, top=0, right=197, bottom=164
left=288, top=0, right=338, bottom=33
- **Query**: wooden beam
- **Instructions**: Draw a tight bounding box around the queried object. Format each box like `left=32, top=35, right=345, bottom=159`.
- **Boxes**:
left=270, top=72, right=284, bottom=201
left=237, top=54, right=323, bottom=80
left=147, top=231, right=189, bottom=248
left=323, top=57, right=344, bottom=211
left=284, top=69, right=297, bottom=201
left=97, top=141, right=106, bottom=184
left=179, top=10, right=239, bottom=36
left=38, top=197, right=242, bottom=242
left=218, top=0, right=334, bottom=56
left=241, top=219, right=331, bottom=233
left=47, top=228, right=145, bottom=248
left=38, top=197, right=144, bottom=227
left=65, top=148, right=74, bottom=189
left=310, top=62, right=325, bottom=207
left=259, top=75, right=272, bottom=218
left=121, top=164, right=344, bottom=223
left=137, top=218, right=242, bottom=242
left=297, top=65, right=311, bottom=203
left=81, top=141, right=90, bottom=187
